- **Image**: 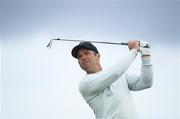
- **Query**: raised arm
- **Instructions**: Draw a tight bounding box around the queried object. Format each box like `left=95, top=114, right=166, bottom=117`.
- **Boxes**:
left=127, top=41, right=153, bottom=91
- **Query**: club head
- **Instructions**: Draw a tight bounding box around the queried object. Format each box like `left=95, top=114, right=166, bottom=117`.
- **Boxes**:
left=144, top=44, right=150, bottom=48
left=47, top=39, right=54, bottom=49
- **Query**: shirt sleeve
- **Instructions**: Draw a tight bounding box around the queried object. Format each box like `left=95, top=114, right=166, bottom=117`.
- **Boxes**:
left=79, top=49, right=138, bottom=98
left=126, top=56, right=153, bottom=91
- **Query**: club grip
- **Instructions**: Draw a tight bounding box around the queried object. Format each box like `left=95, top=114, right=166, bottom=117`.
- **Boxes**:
left=121, top=42, right=128, bottom=45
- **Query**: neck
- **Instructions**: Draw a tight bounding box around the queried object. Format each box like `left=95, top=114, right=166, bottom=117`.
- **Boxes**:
left=86, top=64, right=102, bottom=74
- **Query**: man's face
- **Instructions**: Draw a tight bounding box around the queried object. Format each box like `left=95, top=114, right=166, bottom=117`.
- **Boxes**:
left=77, top=49, right=100, bottom=73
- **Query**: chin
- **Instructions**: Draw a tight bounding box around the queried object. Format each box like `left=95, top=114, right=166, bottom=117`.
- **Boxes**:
left=86, top=70, right=96, bottom=74
left=86, top=71, right=94, bottom=74
left=84, top=69, right=92, bottom=74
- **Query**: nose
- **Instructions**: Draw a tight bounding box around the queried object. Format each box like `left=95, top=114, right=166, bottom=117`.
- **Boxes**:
left=81, top=54, right=87, bottom=60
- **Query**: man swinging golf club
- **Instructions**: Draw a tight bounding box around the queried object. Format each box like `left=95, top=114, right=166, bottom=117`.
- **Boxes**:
left=71, top=40, right=153, bottom=119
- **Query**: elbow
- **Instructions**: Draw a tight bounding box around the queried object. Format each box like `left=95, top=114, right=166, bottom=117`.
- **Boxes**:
left=146, top=81, right=153, bottom=88
left=141, top=71, right=153, bottom=89
left=144, top=77, right=153, bottom=88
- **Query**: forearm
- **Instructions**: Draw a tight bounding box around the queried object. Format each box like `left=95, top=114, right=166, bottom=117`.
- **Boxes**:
left=140, top=55, right=153, bottom=87
left=112, top=49, right=138, bottom=77
left=138, top=41, right=153, bottom=88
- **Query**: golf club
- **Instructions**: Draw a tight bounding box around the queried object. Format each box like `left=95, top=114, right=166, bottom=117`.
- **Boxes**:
left=47, top=38, right=150, bottom=49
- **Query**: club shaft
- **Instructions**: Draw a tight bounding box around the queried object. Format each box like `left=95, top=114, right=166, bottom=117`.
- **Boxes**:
left=53, top=38, right=128, bottom=46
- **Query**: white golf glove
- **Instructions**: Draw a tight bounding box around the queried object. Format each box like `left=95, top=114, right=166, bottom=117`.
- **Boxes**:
left=139, top=41, right=151, bottom=56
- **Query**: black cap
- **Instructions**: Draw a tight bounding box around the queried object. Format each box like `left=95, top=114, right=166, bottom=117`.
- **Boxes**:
left=71, top=41, right=99, bottom=58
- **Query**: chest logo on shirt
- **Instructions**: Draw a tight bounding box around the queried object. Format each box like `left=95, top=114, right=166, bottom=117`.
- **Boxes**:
left=106, top=86, right=113, bottom=96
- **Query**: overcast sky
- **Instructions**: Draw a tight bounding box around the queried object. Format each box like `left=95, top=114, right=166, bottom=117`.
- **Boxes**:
left=1, top=0, right=180, bottom=119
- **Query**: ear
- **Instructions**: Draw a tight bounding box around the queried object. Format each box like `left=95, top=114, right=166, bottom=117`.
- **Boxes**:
left=97, top=53, right=100, bottom=58
left=96, top=53, right=100, bottom=60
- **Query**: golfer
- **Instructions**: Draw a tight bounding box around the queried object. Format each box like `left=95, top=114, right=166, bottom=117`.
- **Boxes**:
left=71, top=40, right=153, bottom=119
